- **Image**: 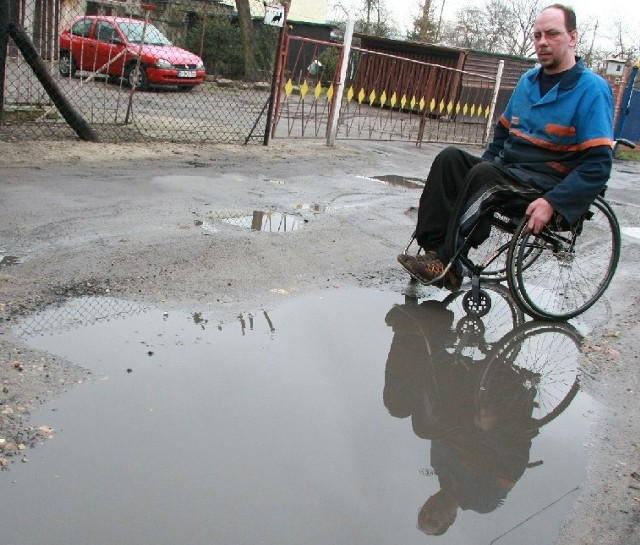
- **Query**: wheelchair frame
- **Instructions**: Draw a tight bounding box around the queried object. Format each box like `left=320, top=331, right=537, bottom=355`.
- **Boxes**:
left=403, top=194, right=622, bottom=321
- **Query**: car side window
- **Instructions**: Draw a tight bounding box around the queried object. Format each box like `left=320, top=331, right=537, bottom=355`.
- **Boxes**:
left=96, top=22, right=116, bottom=43
left=70, top=19, right=93, bottom=38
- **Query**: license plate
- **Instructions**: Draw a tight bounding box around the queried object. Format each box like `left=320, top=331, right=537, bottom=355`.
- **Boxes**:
left=178, top=70, right=196, bottom=78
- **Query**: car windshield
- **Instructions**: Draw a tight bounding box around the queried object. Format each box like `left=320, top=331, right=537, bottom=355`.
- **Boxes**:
left=117, top=21, right=173, bottom=46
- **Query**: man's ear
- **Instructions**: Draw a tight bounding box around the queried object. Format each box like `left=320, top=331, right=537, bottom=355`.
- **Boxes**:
left=569, top=29, right=578, bottom=47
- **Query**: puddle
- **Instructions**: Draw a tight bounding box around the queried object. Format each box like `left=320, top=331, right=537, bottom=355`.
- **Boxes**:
left=0, top=255, right=21, bottom=267
left=361, top=174, right=426, bottom=189
left=295, top=203, right=324, bottom=213
left=205, top=210, right=305, bottom=232
left=194, top=219, right=219, bottom=235
left=4, top=288, right=593, bottom=545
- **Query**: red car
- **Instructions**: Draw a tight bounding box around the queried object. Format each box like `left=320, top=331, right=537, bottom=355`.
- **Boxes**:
left=59, top=15, right=206, bottom=91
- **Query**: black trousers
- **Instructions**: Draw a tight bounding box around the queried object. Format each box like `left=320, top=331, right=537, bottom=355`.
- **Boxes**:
left=415, top=147, right=541, bottom=262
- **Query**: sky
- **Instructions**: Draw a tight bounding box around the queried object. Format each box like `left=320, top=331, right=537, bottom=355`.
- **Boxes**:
left=328, top=0, right=640, bottom=55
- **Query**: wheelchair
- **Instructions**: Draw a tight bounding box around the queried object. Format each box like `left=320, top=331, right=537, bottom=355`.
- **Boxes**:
left=402, top=176, right=624, bottom=322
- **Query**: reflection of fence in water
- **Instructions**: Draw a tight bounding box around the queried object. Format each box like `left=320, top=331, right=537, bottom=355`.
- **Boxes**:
left=13, top=296, right=151, bottom=338
left=14, top=296, right=277, bottom=339
left=208, top=210, right=304, bottom=232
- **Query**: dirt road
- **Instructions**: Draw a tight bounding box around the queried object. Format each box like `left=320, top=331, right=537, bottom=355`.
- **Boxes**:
left=1, top=138, right=639, bottom=543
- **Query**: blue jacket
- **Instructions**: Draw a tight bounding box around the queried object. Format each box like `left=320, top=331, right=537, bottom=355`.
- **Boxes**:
left=483, top=58, right=614, bottom=224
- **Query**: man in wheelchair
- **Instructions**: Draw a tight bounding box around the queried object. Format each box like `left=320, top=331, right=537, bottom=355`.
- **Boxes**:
left=398, top=3, right=615, bottom=290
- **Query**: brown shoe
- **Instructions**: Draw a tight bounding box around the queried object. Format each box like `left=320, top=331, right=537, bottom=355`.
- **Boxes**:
left=397, top=254, right=429, bottom=283
left=414, top=255, right=447, bottom=281
left=398, top=252, right=460, bottom=289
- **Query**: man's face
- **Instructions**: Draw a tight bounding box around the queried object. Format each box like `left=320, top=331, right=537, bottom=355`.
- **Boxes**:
left=532, top=8, right=577, bottom=74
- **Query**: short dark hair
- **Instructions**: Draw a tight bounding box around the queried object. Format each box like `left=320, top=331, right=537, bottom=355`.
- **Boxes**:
left=544, top=4, right=577, bottom=32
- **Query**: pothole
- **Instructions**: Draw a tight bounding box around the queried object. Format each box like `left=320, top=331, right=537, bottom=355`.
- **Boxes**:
left=0, top=255, right=21, bottom=267
left=200, top=210, right=307, bottom=232
left=359, top=174, right=426, bottom=189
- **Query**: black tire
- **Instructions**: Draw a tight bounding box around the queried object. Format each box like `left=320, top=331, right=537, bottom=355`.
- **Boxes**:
left=126, top=63, right=149, bottom=91
left=507, top=196, right=620, bottom=321
left=58, top=51, right=76, bottom=78
left=477, top=322, right=582, bottom=427
left=462, top=289, right=492, bottom=318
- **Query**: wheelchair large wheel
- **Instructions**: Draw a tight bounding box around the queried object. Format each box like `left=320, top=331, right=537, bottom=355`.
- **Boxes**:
left=506, top=197, right=620, bottom=321
left=477, top=322, right=582, bottom=426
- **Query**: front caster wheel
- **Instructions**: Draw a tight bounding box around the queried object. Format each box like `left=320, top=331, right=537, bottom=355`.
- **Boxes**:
left=463, top=289, right=492, bottom=317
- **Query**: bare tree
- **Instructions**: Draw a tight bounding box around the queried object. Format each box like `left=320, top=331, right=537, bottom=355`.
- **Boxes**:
left=438, top=0, right=539, bottom=56
left=407, top=0, right=439, bottom=43
left=498, top=0, right=540, bottom=57
left=363, top=0, right=397, bottom=36
left=235, top=0, right=260, bottom=81
left=440, top=7, right=489, bottom=50
left=483, top=0, right=512, bottom=53
left=328, top=0, right=398, bottom=37
left=610, top=19, right=639, bottom=63
left=576, top=17, right=600, bottom=69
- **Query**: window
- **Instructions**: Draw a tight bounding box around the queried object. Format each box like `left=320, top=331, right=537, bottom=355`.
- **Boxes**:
left=71, top=18, right=94, bottom=38
left=96, top=22, right=116, bottom=43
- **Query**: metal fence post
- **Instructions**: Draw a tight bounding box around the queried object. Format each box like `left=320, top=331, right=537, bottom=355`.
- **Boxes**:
left=484, top=60, right=504, bottom=145
left=0, top=0, right=10, bottom=123
left=264, top=1, right=290, bottom=146
left=326, top=19, right=354, bottom=147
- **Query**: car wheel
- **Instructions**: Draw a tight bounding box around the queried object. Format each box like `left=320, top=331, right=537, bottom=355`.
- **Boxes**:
left=59, top=51, right=76, bottom=78
left=126, top=63, right=149, bottom=91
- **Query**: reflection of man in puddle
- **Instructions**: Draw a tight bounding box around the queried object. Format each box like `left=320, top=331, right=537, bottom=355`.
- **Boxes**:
left=384, top=297, right=534, bottom=536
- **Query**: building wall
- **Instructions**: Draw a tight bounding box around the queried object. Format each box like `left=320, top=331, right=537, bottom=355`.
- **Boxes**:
left=219, top=0, right=328, bottom=24
left=604, top=65, right=631, bottom=128
left=286, top=0, right=327, bottom=24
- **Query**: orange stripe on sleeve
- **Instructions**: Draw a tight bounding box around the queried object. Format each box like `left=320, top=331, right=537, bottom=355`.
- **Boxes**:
left=511, top=129, right=614, bottom=151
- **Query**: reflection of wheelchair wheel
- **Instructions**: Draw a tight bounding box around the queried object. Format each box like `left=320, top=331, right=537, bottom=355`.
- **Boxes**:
left=477, top=322, right=582, bottom=426
left=507, top=197, right=621, bottom=321
left=455, top=314, right=485, bottom=339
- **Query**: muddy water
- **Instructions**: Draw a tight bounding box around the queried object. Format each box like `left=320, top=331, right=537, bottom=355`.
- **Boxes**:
left=3, top=288, right=594, bottom=545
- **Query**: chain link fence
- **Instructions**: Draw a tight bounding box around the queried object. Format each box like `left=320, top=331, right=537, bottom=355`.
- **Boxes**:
left=1, top=0, right=280, bottom=144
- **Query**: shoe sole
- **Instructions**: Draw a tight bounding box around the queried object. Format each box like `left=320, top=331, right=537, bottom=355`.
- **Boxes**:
left=398, top=253, right=460, bottom=290
left=398, top=254, right=441, bottom=285
left=397, top=254, right=428, bottom=283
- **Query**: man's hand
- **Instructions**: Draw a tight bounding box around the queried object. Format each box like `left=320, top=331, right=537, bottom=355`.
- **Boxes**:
left=525, top=198, right=554, bottom=234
